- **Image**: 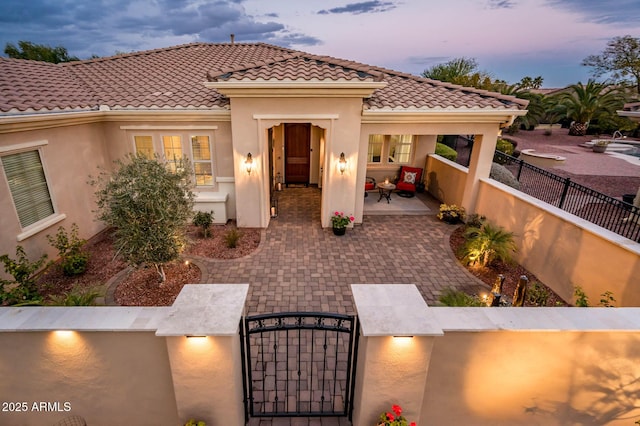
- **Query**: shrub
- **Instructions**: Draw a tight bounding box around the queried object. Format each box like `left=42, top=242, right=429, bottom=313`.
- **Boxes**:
left=460, top=222, right=517, bottom=268
left=193, top=211, right=214, bottom=238
left=47, top=285, right=103, bottom=306
left=47, top=224, right=89, bottom=276
left=438, top=288, right=486, bottom=307
left=599, top=291, right=616, bottom=307
left=494, top=139, right=515, bottom=164
left=0, top=246, right=47, bottom=305
left=526, top=281, right=550, bottom=306
left=490, top=163, right=520, bottom=189
left=574, top=286, right=589, bottom=307
left=464, top=213, right=486, bottom=229
left=91, top=154, right=194, bottom=282
left=435, top=142, right=458, bottom=161
left=225, top=228, right=242, bottom=248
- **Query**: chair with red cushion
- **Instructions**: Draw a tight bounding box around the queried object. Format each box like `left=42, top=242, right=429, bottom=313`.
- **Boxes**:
left=395, top=166, right=423, bottom=197
left=364, top=176, right=376, bottom=197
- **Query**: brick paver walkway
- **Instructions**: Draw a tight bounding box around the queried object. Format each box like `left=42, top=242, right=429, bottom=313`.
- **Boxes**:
left=196, top=187, right=484, bottom=426
left=195, top=186, right=484, bottom=315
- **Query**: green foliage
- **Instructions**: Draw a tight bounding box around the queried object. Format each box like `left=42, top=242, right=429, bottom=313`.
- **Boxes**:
left=91, top=153, right=194, bottom=282
left=599, top=291, right=616, bottom=307
left=574, top=286, right=589, bottom=307
left=489, top=163, right=520, bottom=189
left=495, top=139, right=514, bottom=156
left=47, top=286, right=103, bottom=306
left=582, top=35, right=640, bottom=93
left=4, top=40, right=79, bottom=63
left=438, top=288, right=486, bottom=307
left=464, top=213, right=486, bottom=229
left=184, top=420, right=206, bottom=426
left=460, top=222, right=516, bottom=268
left=192, top=211, right=214, bottom=238
left=553, top=79, right=626, bottom=135
left=224, top=228, right=242, bottom=249
left=0, top=246, right=47, bottom=305
left=435, top=142, right=458, bottom=161
left=47, top=223, right=89, bottom=276
left=526, top=281, right=551, bottom=306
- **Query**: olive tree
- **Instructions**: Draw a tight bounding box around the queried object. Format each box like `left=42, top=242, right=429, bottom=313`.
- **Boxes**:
left=91, top=154, right=194, bottom=283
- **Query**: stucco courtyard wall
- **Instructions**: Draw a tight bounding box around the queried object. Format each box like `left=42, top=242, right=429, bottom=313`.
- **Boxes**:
left=475, top=178, right=640, bottom=306
left=421, top=311, right=640, bottom=426
left=2, top=286, right=640, bottom=425
left=0, top=330, right=179, bottom=426
left=425, top=154, right=468, bottom=205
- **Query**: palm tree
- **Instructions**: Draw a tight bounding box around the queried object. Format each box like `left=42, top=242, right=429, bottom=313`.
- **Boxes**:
left=554, top=79, right=625, bottom=136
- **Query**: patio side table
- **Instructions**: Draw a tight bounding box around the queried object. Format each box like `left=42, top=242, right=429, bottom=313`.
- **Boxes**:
left=377, top=182, right=396, bottom=203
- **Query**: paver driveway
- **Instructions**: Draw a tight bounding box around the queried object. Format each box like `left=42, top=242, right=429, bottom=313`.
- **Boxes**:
left=195, top=187, right=484, bottom=315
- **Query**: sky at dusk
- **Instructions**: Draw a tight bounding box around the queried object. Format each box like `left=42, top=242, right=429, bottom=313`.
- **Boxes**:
left=1, top=0, right=639, bottom=88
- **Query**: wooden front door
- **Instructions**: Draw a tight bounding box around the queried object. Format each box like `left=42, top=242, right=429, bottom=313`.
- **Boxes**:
left=285, top=123, right=310, bottom=186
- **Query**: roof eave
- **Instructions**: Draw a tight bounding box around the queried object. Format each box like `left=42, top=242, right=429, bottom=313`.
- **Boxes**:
left=205, top=80, right=387, bottom=98
left=362, top=108, right=527, bottom=126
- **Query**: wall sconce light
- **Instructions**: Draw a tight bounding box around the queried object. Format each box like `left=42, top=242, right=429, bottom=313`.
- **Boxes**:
left=338, top=152, right=347, bottom=175
left=245, top=153, right=253, bottom=175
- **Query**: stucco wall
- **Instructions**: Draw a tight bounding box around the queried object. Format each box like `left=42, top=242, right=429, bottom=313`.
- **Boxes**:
left=0, top=331, right=178, bottom=426
left=425, top=154, right=468, bottom=205
left=422, top=328, right=640, bottom=426
left=475, top=178, right=640, bottom=306
left=0, top=123, right=109, bottom=279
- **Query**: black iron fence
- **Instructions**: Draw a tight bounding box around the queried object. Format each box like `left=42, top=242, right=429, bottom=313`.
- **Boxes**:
left=494, top=151, right=640, bottom=242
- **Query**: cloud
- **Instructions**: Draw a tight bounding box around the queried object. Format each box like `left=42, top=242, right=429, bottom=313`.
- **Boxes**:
left=545, top=0, right=640, bottom=24
left=318, top=1, right=397, bottom=15
left=406, top=56, right=451, bottom=66
left=487, top=0, right=516, bottom=9
left=0, top=0, right=316, bottom=58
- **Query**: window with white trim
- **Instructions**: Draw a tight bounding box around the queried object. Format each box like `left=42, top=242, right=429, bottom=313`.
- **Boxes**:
left=2, top=149, right=55, bottom=228
left=132, top=132, right=215, bottom=187
left=190, top=135, right=214, bottom=186
left=367, top=134, right=414, bottom=164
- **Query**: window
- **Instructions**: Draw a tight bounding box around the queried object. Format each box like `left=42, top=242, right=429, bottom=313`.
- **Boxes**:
left=389, top=135, right=412, bottom=163
left=367, top=135, right=384, bottom=163
left=162, top=135, right=183, bottom=173
left=191, top=136, right=214, bottom=186
left=2, top=150, right=55, bottom=228
left=134, top=136, right=154, bottom=158
left=367, top=134, right=414, bottom=165
left=132, top=132, right=216, bottom=187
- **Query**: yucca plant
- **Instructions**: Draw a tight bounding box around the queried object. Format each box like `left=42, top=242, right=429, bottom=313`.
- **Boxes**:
left=460, top=223, right=516, bottom=267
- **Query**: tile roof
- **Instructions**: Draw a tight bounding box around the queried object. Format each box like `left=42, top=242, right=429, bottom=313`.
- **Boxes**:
left=0, top=42, right=527, bottom=114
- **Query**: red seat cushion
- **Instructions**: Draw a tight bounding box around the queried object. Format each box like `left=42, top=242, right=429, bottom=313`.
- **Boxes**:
left=364, top=183, right=375, bottom=191
left=397, top=166, right=423, bottom=192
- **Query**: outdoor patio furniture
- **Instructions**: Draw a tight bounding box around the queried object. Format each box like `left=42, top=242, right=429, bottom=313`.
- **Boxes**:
left=364, top=176, right=376, bottom=197
left=395, top=166, right=423, bottom=197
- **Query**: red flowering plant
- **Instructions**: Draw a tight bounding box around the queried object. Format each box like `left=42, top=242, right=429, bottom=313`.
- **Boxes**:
left=377, top=404, right=416, bottom=426
left=331, top=211, right=355, bottom=229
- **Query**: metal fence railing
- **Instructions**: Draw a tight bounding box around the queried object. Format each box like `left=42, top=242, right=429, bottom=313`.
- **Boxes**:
left=493, top=151, right=640, bottom=242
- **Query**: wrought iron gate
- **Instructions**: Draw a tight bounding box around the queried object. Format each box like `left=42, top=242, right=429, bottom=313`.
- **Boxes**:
left=240, top=312, right=359, bottom=421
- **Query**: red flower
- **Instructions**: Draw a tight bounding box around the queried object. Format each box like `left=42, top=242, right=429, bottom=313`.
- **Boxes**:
left=386, top=412, right=394, bottom=421
left=334, top=211, right=339, bottom=216
left=410, top=423, right=416, bottom=426
left=349, top=216, right=355, bottom=222
left=392, top=404, right=402, bottom=417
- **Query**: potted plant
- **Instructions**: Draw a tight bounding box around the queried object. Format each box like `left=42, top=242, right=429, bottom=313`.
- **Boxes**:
left=592, top=139, right=609, bottom=153
left=436, top=204, right=465, bottom=224
left=331, top=211, right=354, bottom=235
left=377, top=404, right=416, bottom=426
